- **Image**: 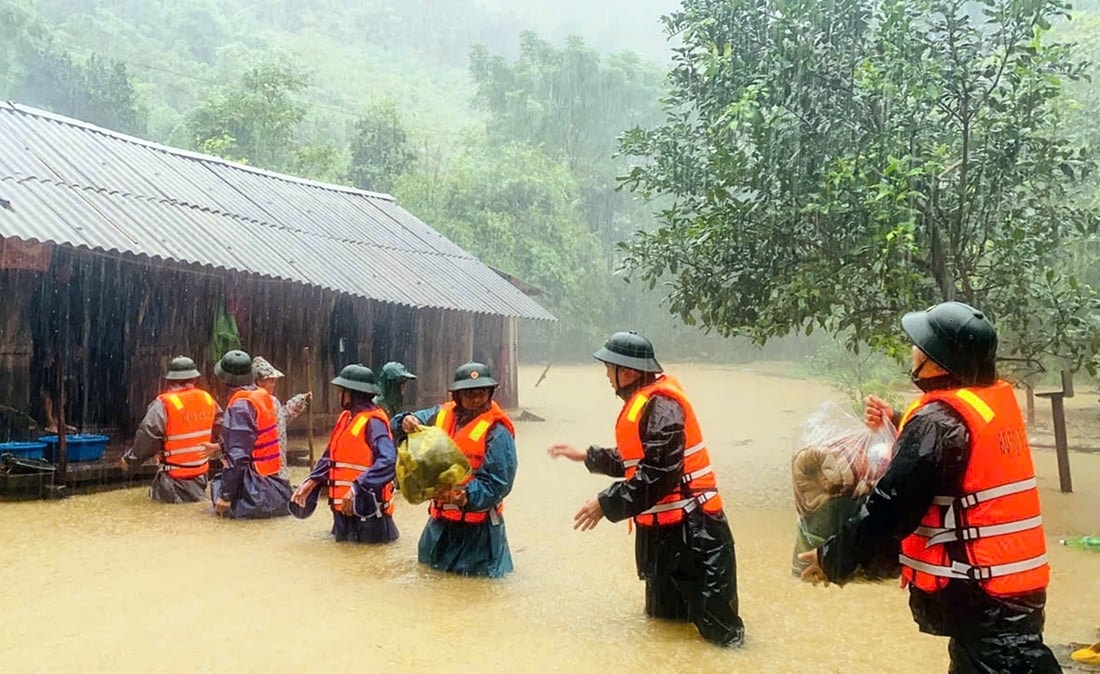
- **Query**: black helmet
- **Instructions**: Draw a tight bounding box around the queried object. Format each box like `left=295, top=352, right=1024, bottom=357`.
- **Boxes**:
left=214, top=350, right=255, bottom=386
left=165, top=355, right=200, bottom=381
left=593, top=331, right=663, bottom=373
left=331, top=364, right=381, bottom=394
left=902, top=301, right=998, bottom=386
left=449, top=362, right=498, bottom=391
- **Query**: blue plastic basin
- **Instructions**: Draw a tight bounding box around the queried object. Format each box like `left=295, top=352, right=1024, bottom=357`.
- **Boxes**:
left=38, top=434, right=109, bottom=463
left=0, top=441, right=48, bottom=461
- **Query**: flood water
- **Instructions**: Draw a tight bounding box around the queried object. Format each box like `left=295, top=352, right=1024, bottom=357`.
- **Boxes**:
left=2, top=364, right=1097, bottom=672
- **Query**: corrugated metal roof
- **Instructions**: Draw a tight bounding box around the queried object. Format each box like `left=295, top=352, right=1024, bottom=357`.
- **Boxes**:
left=0, top=102, right=555, bottom=321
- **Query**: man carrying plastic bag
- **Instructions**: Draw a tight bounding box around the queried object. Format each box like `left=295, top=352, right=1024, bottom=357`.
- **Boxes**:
left=391, top=363, right=517, bottom=578
left=798, top=302, right=1059, bottom=673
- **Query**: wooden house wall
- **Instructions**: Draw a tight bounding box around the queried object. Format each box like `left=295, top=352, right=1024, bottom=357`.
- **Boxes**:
left=0, top=245, right=521, bottom=442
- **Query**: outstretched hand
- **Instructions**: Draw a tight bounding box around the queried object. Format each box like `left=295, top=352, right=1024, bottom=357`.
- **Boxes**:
left=199, top=442, right=222, bottom=460
left=291, top=479, right=317, bottom=507
left=573, top=497, right=604, bottom=531
left=548, top=444, right=586, bottom=462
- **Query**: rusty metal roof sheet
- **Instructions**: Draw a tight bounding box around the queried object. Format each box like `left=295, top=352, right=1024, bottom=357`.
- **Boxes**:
left=0, top=102, right=554, bottom=321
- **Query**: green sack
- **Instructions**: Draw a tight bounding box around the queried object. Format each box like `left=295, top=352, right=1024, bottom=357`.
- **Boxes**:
left=791, top=495, right=862, bottom=574
left=207, top=298, right=241, bottom=364
left=396, top=426, right=471, bottom=505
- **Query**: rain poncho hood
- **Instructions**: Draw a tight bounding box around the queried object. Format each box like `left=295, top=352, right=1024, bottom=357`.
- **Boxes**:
left=375, top=362, right=416, bottom=417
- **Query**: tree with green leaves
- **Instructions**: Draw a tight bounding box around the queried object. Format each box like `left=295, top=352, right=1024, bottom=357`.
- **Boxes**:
left=13, top=47, right=147, bottom=136
left=468, top=32, right=692, bottom=356
left=395, top=137, right=609, bottom=344
left=184, top=62, right=328, bottom=173
left=621, top=0, right=1100, bottom=370
left=470, top=32, right=666, bottom=246
left=0, top=0, right=46, bottom=92
left=347, top=97, right=417, bottom=194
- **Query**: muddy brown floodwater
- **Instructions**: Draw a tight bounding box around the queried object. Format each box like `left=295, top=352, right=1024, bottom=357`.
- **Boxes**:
left=1, top=364, right=1097, bottom=672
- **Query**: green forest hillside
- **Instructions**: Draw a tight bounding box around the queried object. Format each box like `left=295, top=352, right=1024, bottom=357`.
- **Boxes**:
left=5, top=0, right=1100, bottom=371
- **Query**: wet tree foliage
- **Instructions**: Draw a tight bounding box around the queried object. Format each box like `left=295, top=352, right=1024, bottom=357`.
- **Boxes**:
left=621, top=0, right=1100, bottom=369
left=0, top=0, right=692, bottom=357
left=6, top=0, right=1100, bottom=367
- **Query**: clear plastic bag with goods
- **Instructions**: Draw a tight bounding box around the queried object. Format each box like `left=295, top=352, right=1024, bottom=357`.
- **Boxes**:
left=791, top=400, right=899, bottom=580
left=396, top=426, right=471, bottom=505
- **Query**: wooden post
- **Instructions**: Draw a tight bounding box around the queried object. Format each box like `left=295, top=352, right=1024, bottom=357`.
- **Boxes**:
left=1025, top=385, right=1035, bottom=426
left=1061, top=369, right=1075, bottom=398
left=56, top=362, right=68, bottom=481
left=1037, top=370, right=1075, bottom=493
left=80, top=286, right=91, bottom=429
left=501, top=316, right=519, bottom=409
left=1050, top=394, right=1072, bottom=493
left=305, top=346, right=316, bottom=469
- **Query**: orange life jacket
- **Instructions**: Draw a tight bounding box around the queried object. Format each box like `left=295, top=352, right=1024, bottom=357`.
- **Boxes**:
left=615, top=375, right=723, bottom=526
left=158, top=387, right=216, bottom=480
left=327, top=408, right=395, bottom=516
left=897, top=380, right=1048, bottom=596
left=429, top=401, right=515, bottom=524
left=227, top=388, right=283, bottom=478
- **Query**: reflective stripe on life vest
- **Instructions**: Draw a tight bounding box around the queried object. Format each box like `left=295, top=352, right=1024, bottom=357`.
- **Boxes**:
left=615, top=376, right=724, bottom=527
left=897, top=380, right=1048, bottom=596
left=898, top=553, right=1049, bottom=582
left=428, top=401, right=515, bottom=524
left=227, top=388, right=283, bottom=478
left=157, top=388, right=216, bottom=480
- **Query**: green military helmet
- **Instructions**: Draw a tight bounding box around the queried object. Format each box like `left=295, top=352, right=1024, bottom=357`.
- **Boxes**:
left=331, top=364, right=381, bottom=394
left=381, top=361, right=417, bottom=381
left=449, top=362, right=498, bottom=391
left=165, top=355, right=200, bottom=381
left=902, top=301, right=998, bottom=386
left=593, top=331, right=663, bottom=373
left=214, top=349, right=255, bottom=386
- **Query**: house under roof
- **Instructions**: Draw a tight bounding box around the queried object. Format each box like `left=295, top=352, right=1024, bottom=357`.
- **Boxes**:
left=0, top=101, right=554, bottom=322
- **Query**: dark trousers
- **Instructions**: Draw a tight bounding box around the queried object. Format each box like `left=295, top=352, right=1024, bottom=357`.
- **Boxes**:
left=644, top=575, right=745, bottom=647
left=947, top=632, right=1061, bottom=674
left=638, top=511, right=745, bottom=647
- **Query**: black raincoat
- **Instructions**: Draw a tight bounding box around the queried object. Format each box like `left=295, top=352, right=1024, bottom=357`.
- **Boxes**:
left=585, top=378, right=745, bottom=647
left=818, top=386, right=1060, bottom=674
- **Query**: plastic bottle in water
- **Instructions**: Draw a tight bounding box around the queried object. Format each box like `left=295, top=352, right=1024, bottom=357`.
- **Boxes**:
left=1059, top=536, right=1100, bottom=550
